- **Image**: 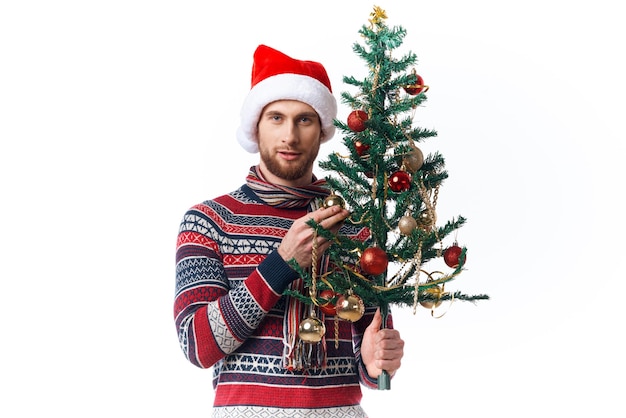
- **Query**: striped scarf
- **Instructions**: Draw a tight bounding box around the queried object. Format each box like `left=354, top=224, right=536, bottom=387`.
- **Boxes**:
left=246, top=165, right=330, bottom=208
left=246, top=165, right=331, bottom=370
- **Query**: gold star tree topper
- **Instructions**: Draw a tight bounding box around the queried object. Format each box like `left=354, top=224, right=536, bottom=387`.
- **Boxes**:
left=368, top=5, right=387, bottom=28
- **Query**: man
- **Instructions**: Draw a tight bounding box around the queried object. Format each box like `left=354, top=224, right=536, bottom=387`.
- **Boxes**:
left=174, top=44, right=404, bottom=417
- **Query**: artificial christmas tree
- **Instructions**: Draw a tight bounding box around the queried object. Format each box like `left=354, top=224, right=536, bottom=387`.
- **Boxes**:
left=285, top=5, right=489, bottom=389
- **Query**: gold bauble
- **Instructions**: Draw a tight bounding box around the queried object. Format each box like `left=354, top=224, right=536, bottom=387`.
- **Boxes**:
left=402, top=145, right=424, bottom=173
left=398, top=215, right=418, bottom=235
left=323, top=193, right=345, bottom=209
left=336, top=294, right=365, bottom=322
left=298, top=315, right=326, bottom=343
left=416, top=209, right=436, bottom=230
left=419, top=286, right=444, bottom=309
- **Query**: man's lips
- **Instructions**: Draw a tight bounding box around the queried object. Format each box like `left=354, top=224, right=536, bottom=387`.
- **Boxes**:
left=278, top=150, right=301, bottom=161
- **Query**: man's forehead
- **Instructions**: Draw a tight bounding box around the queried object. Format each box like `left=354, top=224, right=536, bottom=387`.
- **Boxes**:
left=262, top=100, right=319, bottom=115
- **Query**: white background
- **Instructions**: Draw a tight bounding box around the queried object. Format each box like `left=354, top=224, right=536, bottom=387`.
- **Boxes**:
left=1, top=1, right=624, bottom=417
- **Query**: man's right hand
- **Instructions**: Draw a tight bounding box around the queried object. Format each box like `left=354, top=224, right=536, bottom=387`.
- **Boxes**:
left=277, top=205, right=350, bottom=269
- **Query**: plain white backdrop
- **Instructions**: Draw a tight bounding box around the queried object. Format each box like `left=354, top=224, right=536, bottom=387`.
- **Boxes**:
left=1, top=1, right=624, bottom=416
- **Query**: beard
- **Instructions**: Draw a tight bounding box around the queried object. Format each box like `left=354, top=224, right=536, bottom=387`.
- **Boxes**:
left=259, top=144, right=320, bottom=182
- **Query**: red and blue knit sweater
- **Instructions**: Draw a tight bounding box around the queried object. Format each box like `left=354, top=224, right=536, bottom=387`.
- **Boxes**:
left=174, top=184, right=386, bottom=417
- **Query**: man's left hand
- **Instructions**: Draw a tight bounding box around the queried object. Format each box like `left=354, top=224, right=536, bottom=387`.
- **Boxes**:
left=361, top=308, right=405, bottom=379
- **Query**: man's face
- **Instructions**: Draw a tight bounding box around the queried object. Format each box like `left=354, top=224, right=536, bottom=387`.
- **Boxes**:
left=257, top=100, right=323, bottom=186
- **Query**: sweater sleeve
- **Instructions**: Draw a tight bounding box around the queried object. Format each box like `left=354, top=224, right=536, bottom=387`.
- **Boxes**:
left=173, top=207, right=299, bottom=369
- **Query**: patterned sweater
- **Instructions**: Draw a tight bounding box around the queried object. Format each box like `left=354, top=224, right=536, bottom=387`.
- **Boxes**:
left=174, top=184, right=386, bottom=417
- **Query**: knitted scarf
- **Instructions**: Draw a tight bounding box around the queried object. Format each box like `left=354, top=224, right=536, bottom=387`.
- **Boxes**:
left=246, top=165, right=331, bottom=370
left=246, top=165, right=330, bottom=208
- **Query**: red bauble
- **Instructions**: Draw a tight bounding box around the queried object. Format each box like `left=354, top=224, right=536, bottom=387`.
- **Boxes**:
left=318, top=289, right=337, bottom=316
left=388, top=170, right=412, bottom=192
left=404, top=73, right=426, bottom=95
left=347, top=110, right=368, bottom=132
left=354, top=140, right=370, bottom=156
left=359, top=247, right=388, bottom=276
left=443, top=244, right=465, bottom=268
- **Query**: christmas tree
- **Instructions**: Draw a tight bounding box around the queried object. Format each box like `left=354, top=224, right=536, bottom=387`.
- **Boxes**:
left=286, top=5, right=489, bottom=389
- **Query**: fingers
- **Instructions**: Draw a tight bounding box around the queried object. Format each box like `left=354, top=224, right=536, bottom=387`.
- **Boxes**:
left=309, top=205, right=349, bottom=229
left=375, top=329, right=404, bottom=373
left=367, top=307, right=383, bottom=331
left=367, top=310, right=403, bottom=352
left=279, top=206, right=349, bottom=268
left=377, top=329, right=404, bottom=350
left=309, top=207, right=349, bottom=249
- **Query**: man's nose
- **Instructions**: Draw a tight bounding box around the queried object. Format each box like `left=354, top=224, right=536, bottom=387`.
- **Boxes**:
left=282, top=122, right=299, bottom=144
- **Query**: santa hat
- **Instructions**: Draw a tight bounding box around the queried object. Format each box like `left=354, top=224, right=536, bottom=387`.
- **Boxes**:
left=236, top=45, right=337, bottom=153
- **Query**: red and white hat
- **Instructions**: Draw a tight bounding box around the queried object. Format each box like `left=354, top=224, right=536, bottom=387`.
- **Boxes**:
left=236, top=45, right=337, bottom=153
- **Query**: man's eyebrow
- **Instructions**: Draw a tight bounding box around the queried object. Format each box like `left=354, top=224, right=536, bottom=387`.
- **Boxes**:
left=296, top=111, right=319, bottom=118
left=263, top=110, right=319, bottom=118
